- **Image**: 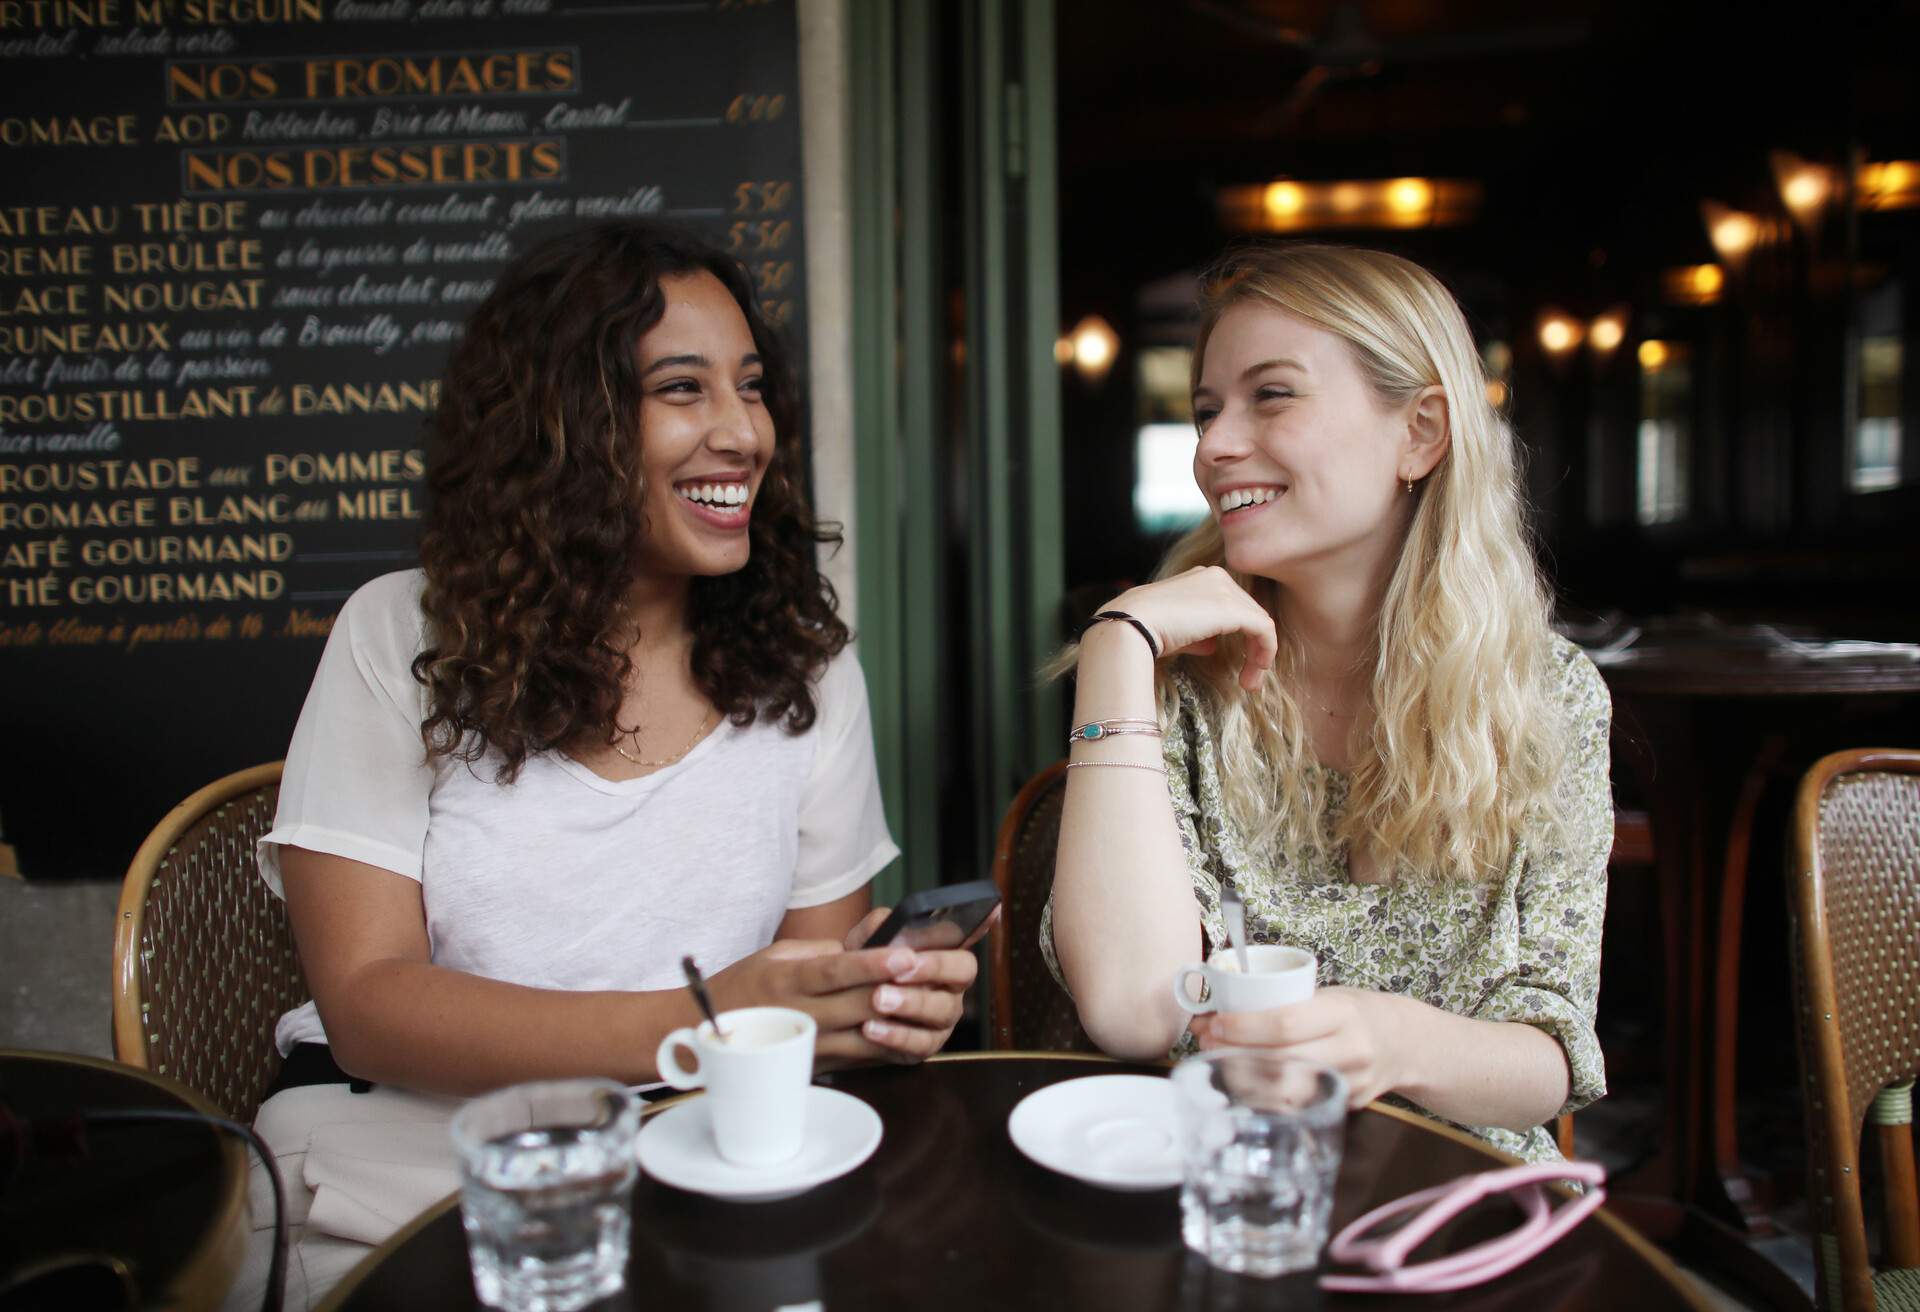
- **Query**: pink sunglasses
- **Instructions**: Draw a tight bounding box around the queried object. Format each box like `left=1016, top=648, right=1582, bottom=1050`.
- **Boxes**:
left=1319, top=1160, right=1607, bottom=1294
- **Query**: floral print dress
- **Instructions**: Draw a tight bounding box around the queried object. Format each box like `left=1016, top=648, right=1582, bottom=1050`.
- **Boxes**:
left=1042, top=636, right=1613, bottom=1163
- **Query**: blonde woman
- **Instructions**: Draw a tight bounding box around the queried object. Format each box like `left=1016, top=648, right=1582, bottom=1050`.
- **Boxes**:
left=1045, top=243, right=1611, bottom=1161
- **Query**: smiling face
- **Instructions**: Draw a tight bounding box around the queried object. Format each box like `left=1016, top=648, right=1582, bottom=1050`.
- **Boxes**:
left=631, top=270, right=775, bottom=580
left=1191, top=301, right=1418, bottom=587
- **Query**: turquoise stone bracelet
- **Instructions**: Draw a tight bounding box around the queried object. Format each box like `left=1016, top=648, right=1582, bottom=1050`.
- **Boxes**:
left=1067, top=718, right=1161, bottom=748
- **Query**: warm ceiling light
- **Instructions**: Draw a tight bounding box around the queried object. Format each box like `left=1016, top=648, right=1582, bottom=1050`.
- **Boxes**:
left=1054, top=336, right=1075, bottom=365
left=1484, top=378, right=1509, bottom=408
left=1068, top=315, right=1119, bottom=382
left=1218, top=178, right=1481, bottom=232
left=1537, top=312, right=1582, bottom=356
left=1783, top=171, right=1826, bottom=210
left=1588, top=310, right=1626, bottom=354
left=1770, top=150, right=1833, bottom=231
left=1701, top=200, right=1760, bottom=268
left=1263, top=181, right=1306, bottom=218
left=1638, top=339, right=1670, bottom=371
left=1659, top=263, right=1724, bottom=306
left=1384, top=177, right=1433, bottom=217
left=1858, top=160, right=1920, bottom=210
left=1712, top=213, right=1758, bottom=257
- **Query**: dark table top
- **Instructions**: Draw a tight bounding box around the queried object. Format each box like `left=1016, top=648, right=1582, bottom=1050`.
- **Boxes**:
left=322, top=1053, right=1706, bottom=1312
left=1581, top=626, right=1920, bottom=698
left=0, top=1049, right=248, bottom=1310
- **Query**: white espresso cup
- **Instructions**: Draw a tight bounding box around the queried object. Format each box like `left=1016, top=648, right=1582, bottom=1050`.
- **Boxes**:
left=656, top=1006, right=816, bottom=1167
left=1172, top=944, right=1317, bottom=1015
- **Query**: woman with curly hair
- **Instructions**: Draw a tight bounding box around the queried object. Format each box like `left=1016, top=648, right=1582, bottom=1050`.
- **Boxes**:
left=1045, top=243, right=1611, bottom=1163
left=238, top=222, right=974, bottom=1308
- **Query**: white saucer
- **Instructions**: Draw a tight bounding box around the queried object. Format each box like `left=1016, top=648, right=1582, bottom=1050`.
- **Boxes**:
left=1007, top=1074, right=1182, bottom=1191
left=636, top=1086, right=882, bottom=1203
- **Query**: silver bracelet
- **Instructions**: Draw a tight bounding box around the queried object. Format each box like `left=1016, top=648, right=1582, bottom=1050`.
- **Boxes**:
left=1067, top=718, right=1161, bottom=748
left=1065, top=760, right=1166, bottom=775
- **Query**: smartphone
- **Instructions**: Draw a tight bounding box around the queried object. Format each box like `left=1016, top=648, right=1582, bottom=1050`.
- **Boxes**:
left=862, top=879, right=1001, bottom=950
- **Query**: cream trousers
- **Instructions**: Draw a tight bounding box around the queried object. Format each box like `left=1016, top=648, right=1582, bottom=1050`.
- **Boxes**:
left=222, top=1083, right=463, bottom=1312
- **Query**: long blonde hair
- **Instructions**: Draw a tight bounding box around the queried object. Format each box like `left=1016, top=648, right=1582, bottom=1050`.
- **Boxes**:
left=1157, top=243, right=1565, bottom=881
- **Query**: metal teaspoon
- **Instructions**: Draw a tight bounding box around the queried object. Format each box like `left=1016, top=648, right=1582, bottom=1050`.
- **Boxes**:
left=680, top=955, right=728, bottom=1042
left=1221, top=882, right=1251, bottom=976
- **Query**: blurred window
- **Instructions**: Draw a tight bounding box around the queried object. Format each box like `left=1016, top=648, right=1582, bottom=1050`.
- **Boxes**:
left=1134, top=423, right=1209, bottom=532
left=1850, top=280, right=1903, bottom=492
left=1636, top=342, right=1692, bottom=525
left=1133, top=346, right=1207, bottom=532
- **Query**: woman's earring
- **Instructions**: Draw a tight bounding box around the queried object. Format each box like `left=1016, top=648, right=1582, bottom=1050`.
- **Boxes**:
left=1405, top=476, right=1414, bottom=495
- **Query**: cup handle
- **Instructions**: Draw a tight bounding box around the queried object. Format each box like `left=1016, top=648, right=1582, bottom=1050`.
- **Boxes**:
left=655, top=1027, right=705, bottom=1089
left=1171, top=965, right=1212, bottom=1015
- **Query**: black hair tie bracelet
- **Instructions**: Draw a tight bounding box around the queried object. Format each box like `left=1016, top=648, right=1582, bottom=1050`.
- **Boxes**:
left=1090, top=610, right=1160, bottom=660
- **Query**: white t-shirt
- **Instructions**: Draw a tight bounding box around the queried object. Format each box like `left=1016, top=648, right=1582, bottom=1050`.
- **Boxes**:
left=259, top=570, right=898, bottom=1055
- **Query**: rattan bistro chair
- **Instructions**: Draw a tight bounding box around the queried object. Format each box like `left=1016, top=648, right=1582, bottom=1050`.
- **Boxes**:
left=1788, top=749, right=1920, bottom=1312
left=112, top=761, right=307, bottom=1124
left=989, top=761, right=1097, bottom=1052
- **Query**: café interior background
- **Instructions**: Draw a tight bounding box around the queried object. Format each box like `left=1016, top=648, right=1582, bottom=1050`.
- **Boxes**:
left=2, top=0, right=1917, bottom=1135
left=859, top=0, right=1920, bottom=911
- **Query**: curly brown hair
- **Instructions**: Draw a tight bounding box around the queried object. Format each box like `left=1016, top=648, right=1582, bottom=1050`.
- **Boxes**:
left=413, top=221, right=849, bottom=780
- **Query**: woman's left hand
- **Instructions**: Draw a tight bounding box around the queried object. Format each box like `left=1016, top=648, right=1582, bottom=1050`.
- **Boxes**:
left=1189, top=986, right=1412, bottom=1108
left=836, top=906, right=1001, bottom=1062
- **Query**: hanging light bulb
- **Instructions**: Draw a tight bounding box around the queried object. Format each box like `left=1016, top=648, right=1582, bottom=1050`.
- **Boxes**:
left=1067, top=315, right=1119, bottom=383
left=1588, top=308, right=1628, bottom=355
left=1383, top=177, right=1434, bottom=222
left=1263, top=181, right=1306, bottom=220
left=1769, top=150, right=1834, bottom=232
left=1701, top=200, right=1760, bottom=270
left=1537, top=310, right=1583, bottom=357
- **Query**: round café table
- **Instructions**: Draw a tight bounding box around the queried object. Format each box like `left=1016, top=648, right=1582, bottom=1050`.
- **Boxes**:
left=320, top=1053, right=1706, bottom=1312
left=0, top=1049, right=249, bottom=1310
left=1596, top=632, right=1920, bottom=1235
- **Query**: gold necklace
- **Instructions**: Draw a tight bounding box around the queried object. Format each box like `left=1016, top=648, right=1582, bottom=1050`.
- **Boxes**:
left=1286, top=678, right=1353, bottom=718
left=611, top=708, right=717, bottom=768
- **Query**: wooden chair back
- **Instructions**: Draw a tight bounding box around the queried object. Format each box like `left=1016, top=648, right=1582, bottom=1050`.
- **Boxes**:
left=1788, top=748, right=1920, bottom=1312
left=989, top=761, right=1097, bottom=1051
left=112, top=762, right=307, bottom=1124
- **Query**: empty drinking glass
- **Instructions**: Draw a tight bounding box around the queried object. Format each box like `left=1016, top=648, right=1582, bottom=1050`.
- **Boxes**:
left=451, top=1079, right=642, bottom=1312
left=1170, top=1050, right=1347, bottom=1278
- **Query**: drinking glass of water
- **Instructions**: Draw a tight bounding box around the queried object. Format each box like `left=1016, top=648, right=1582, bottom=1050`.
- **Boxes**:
left=451, top=1078, right=642, bottom=1312
left=1170, top=1050, right=1347, bottom=1278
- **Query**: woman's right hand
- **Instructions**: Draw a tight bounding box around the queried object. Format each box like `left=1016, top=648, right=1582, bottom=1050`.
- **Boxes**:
left=1098, top=566, right=1277, bottom=690
left=706, top=938, right=933, bottom=1066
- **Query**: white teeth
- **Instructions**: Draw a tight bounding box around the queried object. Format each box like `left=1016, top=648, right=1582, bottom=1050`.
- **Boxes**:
left=678, top=483, right=749, bottom=509
left=1219, top=486, right=1282, bottom=512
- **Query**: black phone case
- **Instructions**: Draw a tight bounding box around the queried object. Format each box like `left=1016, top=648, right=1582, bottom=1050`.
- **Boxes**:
left=865, top=880, right=1000, bottom=948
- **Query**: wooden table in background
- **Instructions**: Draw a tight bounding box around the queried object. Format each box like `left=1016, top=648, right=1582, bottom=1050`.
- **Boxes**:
left=1598, top=635, right=1920, bottom=1239
left=322, top=1053, right=1705, bottom=1312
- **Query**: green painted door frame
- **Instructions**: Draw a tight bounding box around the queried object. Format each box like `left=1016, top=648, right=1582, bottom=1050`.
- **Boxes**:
left=848, top=0, right=1064, bottom=901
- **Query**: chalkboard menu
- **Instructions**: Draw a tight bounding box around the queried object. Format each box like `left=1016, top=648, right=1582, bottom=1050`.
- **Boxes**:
left=0, top=0, right=808, bottom=877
